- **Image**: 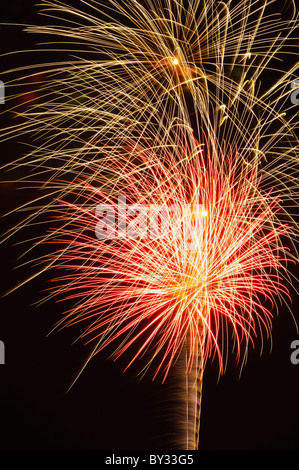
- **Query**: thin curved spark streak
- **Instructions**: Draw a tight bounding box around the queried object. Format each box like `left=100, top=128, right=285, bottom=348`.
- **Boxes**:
left=1, top=0, right=298, bottom=450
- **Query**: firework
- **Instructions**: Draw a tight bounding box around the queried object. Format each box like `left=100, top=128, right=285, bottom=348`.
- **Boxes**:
left=1, top=0, right=298, bottom=450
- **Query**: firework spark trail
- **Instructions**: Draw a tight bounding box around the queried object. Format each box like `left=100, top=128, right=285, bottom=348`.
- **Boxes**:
left=1, top=0, right=299, bottom=450
left=3, top=127, right=296, bottom=448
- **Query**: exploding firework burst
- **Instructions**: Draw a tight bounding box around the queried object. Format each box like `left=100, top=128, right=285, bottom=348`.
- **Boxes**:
left=1, top=0, right=299, bottom=450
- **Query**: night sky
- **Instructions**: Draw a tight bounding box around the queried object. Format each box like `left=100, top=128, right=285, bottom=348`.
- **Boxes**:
left=0, top=0, right=298, bottom=454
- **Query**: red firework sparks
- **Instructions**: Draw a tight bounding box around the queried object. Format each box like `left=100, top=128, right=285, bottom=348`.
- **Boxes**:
left=40, top=128, right=292, bottom=383
left=1, top=0, right=298, bottom=451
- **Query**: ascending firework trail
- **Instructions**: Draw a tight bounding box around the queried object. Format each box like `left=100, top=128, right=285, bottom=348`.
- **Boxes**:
left=1, top=0, right=298, bottom=449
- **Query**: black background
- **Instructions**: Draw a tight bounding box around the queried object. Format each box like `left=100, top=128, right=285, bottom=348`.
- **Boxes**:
left=0, top=0, right=298, bottom=453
